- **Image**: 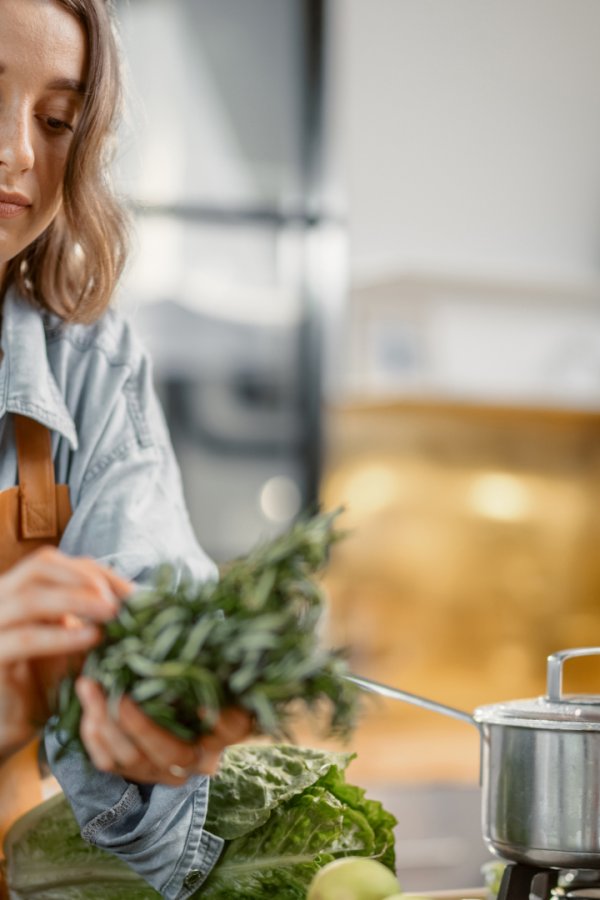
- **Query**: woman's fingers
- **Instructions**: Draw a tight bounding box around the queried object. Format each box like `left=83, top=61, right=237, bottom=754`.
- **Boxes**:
left=200, top=707, right=253, bottom=753
left=76, top=677, right=254, bottom=784
left=6, top=545, right=132, bottom=594
left=47, top=553, right=134, bottom=601
left=78, top=678, right=120, bottom=771
left=0, top=548, right=134, bottom=630
left=114, top=699, right=252, bottom=776
left=116, top=694, right=222, bottom=776
left=78, top=679, right=144, bottom=773
left=0, top=585, right=117, bottom=629
left=94, top=565, right=134, bottom=600
left=0, top=623, right=101, bottom=663
left=80, top=683, right=223, bottom=779
left=0, top=551, right=133, bottom=760
left=77, top=679, right=195, bottom=784
left=114, top=694, right=199, bottom=772
left=30, top=548, right=133, bottom=603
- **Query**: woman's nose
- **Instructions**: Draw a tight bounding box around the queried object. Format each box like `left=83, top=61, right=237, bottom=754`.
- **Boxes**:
left=0, top=109, right=35, bottom=175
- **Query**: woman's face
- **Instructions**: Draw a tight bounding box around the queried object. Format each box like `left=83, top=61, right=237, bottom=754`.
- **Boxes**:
left=0, top=0, right=87, bottom=289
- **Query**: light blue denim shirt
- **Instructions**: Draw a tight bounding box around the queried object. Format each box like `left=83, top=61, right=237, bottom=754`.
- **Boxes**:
left=0, top=287, right=224, bottom=899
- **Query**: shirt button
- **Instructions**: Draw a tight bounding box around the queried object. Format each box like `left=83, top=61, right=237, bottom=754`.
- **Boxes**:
left=183, top=869, right=205, bottom=889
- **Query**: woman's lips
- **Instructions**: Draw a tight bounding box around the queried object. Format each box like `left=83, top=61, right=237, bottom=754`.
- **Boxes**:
left=0, top=201, right=29, bottom=218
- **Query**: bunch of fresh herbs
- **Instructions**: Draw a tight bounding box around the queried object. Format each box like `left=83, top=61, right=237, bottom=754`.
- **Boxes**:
left=56, top=509, right=359, bottom=751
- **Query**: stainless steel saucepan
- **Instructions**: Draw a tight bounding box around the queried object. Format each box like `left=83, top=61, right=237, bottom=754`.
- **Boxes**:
left=348, top=647, right=600, bottom=867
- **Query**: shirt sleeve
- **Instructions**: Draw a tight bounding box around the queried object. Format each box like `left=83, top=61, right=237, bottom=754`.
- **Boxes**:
left=56, top=337, right=217, bottom=587
left=44, top=728, right=224, bottom=899
left=48, top=328, right=224, bottom=899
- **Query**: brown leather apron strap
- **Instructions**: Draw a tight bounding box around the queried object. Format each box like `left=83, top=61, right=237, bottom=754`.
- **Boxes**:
left=13, top=414, right=58, bottom=540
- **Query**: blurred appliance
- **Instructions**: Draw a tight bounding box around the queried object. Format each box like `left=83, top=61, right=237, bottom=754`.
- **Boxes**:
left=114, top=0, right=346, bottom=561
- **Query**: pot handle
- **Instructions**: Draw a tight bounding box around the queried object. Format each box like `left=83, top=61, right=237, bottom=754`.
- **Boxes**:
left=346, top=674, right=479, bottom=729
left=547, top=647, right=600, bottom=703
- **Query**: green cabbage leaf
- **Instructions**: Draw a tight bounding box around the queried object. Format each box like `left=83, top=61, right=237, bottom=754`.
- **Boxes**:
left=200, top=746, right=397, bottom=898
left=2, top=792, right=160, bottom=899
left=2, top=745, right=397, bottom=899
left=204, top=744, right=354, bottom=840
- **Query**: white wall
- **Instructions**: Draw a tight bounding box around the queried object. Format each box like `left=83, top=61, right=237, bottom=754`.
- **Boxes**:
left=331, top=0, right=600, bottom=285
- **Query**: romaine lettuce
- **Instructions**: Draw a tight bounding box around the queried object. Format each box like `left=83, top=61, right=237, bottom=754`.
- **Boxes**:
left=2, top=745, right=397, bottom=899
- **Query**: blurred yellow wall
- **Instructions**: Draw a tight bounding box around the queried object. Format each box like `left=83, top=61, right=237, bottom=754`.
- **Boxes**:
left=312, top=400, right=600, bottom=783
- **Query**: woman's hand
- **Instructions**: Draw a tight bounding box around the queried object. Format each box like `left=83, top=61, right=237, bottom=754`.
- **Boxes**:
left=0, top=547, right=133, bottom=762
left=76, top=676, right=253, bottom=784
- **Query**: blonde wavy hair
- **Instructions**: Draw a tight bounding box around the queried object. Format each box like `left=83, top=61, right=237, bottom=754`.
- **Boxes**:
left=6, top=0, right=129, bottom=324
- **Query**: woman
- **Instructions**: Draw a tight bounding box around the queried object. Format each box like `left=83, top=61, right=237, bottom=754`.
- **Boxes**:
left=0, top=0, right=249, bottom=896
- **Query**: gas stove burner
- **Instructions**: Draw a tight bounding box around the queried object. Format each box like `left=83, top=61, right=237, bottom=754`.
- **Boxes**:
left=498, top=866, right=600, bottom=900
left=561, top=870, right=600, bottom=893
left=555, top=887, right=600, bottom=900
left=497, top=865, right=559, bottom=900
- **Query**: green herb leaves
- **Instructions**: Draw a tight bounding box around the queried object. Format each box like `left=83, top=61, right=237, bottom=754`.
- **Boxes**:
left=56, top=509, right=359, bottom=752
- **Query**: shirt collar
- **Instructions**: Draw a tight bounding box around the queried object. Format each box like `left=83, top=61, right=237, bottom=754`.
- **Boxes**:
left=0, top=288, right=79, bottom=450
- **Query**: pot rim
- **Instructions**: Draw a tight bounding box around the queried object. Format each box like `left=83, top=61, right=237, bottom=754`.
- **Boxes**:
left=474, top=695, right=600, bottom=730
left=474, top=648, right=600, bottom=730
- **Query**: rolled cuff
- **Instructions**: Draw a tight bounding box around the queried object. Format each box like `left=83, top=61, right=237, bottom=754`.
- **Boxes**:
left=44, top=723, right=224, bottom=899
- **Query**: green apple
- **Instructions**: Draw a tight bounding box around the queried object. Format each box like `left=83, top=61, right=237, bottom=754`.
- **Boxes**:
left=307, top=857, right=401, bottom=900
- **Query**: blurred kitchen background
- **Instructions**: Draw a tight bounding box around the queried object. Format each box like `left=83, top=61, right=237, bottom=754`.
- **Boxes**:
left=112, top=0, right=600, bottom=888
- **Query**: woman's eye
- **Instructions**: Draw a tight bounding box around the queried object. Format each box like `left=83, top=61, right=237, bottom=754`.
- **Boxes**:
left=40, top=116, right=74, bottom=135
